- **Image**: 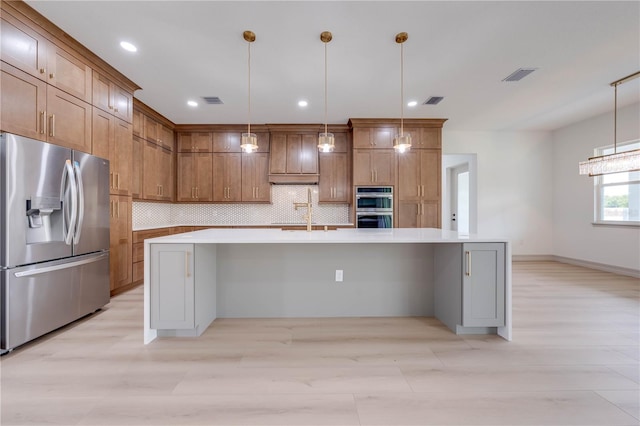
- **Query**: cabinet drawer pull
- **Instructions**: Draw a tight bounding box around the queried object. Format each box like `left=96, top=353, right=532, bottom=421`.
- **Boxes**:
left=465, top=251, right=471, bottom=276
left=49, top=72, right=55, bottom=79
left=185, top=252, right=191, bottom=277
left=39, top=68, right=46, bottom=74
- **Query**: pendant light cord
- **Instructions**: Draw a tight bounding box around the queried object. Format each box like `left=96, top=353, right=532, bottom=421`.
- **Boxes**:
left=613, top=82, right=617, bottom=154
left=400, top=41, right=404, bottom=137
left=324, top=40, right=328, bottom=136
left=247, top=40, right=251, bottom=135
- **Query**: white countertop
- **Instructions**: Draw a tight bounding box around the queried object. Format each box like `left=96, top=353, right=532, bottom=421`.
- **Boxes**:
left=146, top=227, right=509, bottom=244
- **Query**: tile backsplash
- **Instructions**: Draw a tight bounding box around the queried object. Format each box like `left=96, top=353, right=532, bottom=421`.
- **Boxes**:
left=132, top=185, right=350, bottom=229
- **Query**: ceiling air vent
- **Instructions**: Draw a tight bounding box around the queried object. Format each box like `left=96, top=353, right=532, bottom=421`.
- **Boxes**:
left=202, top=96, right=224, bottom=105
left=423, top=96, right=444, bottom=105
left=502, top=68, right=537, bottom=82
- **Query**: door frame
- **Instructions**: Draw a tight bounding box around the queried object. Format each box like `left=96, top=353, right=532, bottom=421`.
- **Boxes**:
left=442, top=154, right=477, bottom=234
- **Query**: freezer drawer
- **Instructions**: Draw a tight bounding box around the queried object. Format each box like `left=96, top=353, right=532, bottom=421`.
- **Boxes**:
left=1, top=252, right=110, bottom=351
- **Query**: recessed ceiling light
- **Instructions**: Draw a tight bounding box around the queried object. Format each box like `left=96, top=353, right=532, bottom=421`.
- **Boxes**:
left=187, top=100, right=198, bottom=107
left=120, top=41, right=137, bottom=52
left=298, top=100, right=308, bottom=107
left=407, top=101, right=418, bottom=107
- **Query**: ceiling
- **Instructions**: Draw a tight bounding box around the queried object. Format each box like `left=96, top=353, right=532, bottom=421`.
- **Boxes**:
left=25, top=1, right=640, bottom=131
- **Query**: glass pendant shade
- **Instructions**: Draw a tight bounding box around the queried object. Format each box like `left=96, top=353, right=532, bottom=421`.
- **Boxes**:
left=579, top=149, right=640, bottom=176
left=393, top=133, right=412, bottom=153
left=318, top=132, right=335, bottom=153
left=240, top=132, right=258, bottom=153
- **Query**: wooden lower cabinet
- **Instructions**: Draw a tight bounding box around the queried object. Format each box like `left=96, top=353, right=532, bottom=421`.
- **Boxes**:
left=109, top=195, right=132, bottom=294
left=397, top=200, right=440, bottom=228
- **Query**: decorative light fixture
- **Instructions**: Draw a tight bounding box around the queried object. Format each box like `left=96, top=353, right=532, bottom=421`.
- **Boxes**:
left=318, top=31, right=335, bottom=153
left=393, top=32, right=411, bottom=153
left=240, top=30, right=259, bottom=153
left=579, top=71, right=640, bottom=176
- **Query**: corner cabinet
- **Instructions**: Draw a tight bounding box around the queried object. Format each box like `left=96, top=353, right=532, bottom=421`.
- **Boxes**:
left=462, top=243, right=505, bottom=327
left=150, top=244, right=194, bottom=330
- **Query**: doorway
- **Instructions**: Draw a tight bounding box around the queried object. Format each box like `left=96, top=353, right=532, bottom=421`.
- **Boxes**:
left=442, top=154, right=477, bottom=234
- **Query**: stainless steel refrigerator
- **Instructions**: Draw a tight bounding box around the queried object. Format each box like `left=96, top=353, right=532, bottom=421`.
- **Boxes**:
left=1, top=133, right=110, bottom=353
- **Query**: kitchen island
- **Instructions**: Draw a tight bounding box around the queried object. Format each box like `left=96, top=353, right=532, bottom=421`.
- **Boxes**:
left=144, top=228, right=511, bottom=344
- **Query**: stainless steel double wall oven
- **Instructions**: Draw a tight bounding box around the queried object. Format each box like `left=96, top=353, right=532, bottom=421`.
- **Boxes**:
left=355, top=186, right=393, bottom=228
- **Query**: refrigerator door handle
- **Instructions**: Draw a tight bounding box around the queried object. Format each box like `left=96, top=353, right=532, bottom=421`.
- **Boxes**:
left=13, top=253, right=109, bottom=277
left=60, top=159, right=78, bottom=245
left=72, top=160, right=84, bottom=244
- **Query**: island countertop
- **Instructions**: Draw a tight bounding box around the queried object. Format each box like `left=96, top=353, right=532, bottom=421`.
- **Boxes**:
left=146, top=227, right=509, bottom=245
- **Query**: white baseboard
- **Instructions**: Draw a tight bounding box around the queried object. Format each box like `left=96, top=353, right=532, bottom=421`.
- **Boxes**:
left=512, top=255, right=554, bottom=262
left=513, top=255, right=640, bottom=278
left=552, top=256, right=640, bottom=279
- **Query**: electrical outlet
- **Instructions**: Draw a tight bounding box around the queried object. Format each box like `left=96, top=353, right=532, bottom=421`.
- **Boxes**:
left=335, top=269, right=343, bottom=282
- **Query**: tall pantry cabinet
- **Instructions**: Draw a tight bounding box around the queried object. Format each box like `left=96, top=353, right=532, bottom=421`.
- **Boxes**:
left=0, top=0, right=140, bottom=296
left=349, top=119, right=446, bottom=228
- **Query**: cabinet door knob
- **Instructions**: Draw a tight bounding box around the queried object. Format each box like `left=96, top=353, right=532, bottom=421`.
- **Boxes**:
left=49, top=73, right=55, bottom=79
left=39, top=68, right=46, bottom=74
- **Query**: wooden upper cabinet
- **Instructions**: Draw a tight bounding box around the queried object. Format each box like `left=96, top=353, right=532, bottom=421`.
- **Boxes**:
left=403, top=127, right=441, bottom=149
left=213, top=132, right=241, bottom=152
left=93, top=71, right=133, bottom=122
left=177, top=152, right=213, bottom=201
left=132, top=109, right=143, bottom=137
left=353, top=127, right=395, bottom=149
left=142, top=141, right=173, bottom=201
left=45, top=85, right=92, bottom=153
left=91, top=106, right=113, bottom=160
left=143, top=114, right=174, bottom=150
left=213, top=153, right=242, bottom=202
left=46, top=44, right=92, bottom=103
left=269, top=132, right=319, bottom=183
left=319, top=152, right=350, bottom=203
left=112, top=118, right=132, bottom=195
left=241, top=153, right=270, bottom=203
left=178, top=132, right=213, bottom=152
left=0, top=62, right=47, bottom=139
left=352, top=149, right=395, bottom=186
left=1, top=14, right=48, bottom=81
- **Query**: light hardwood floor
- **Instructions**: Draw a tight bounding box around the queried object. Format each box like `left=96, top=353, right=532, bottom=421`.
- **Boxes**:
left=1, top=261, right=638, bottom=425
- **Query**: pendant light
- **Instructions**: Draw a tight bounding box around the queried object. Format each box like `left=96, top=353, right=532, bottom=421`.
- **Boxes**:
left=393, top=32, right=411, bottom=153
left=318, top=31, right=335, bottom=153
left=579, top=71, right=640, bottom=176
left=240, top=30, right=259, bottom=153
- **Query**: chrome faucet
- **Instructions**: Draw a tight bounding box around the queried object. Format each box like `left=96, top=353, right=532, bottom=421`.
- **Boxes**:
left=293, top=187, right=313, bottom=232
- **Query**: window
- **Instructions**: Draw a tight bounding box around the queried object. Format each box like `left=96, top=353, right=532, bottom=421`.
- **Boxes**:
left=594, top=140, right=640, bottom=225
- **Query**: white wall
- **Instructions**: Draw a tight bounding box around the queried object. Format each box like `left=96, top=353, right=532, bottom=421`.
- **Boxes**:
left=552, top=102, right=640, bottom=271
left=442, top=130, right=554, bottom=256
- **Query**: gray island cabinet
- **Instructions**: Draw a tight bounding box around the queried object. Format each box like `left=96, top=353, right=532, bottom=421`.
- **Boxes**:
left=144, top=229, right=511, bottom=344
